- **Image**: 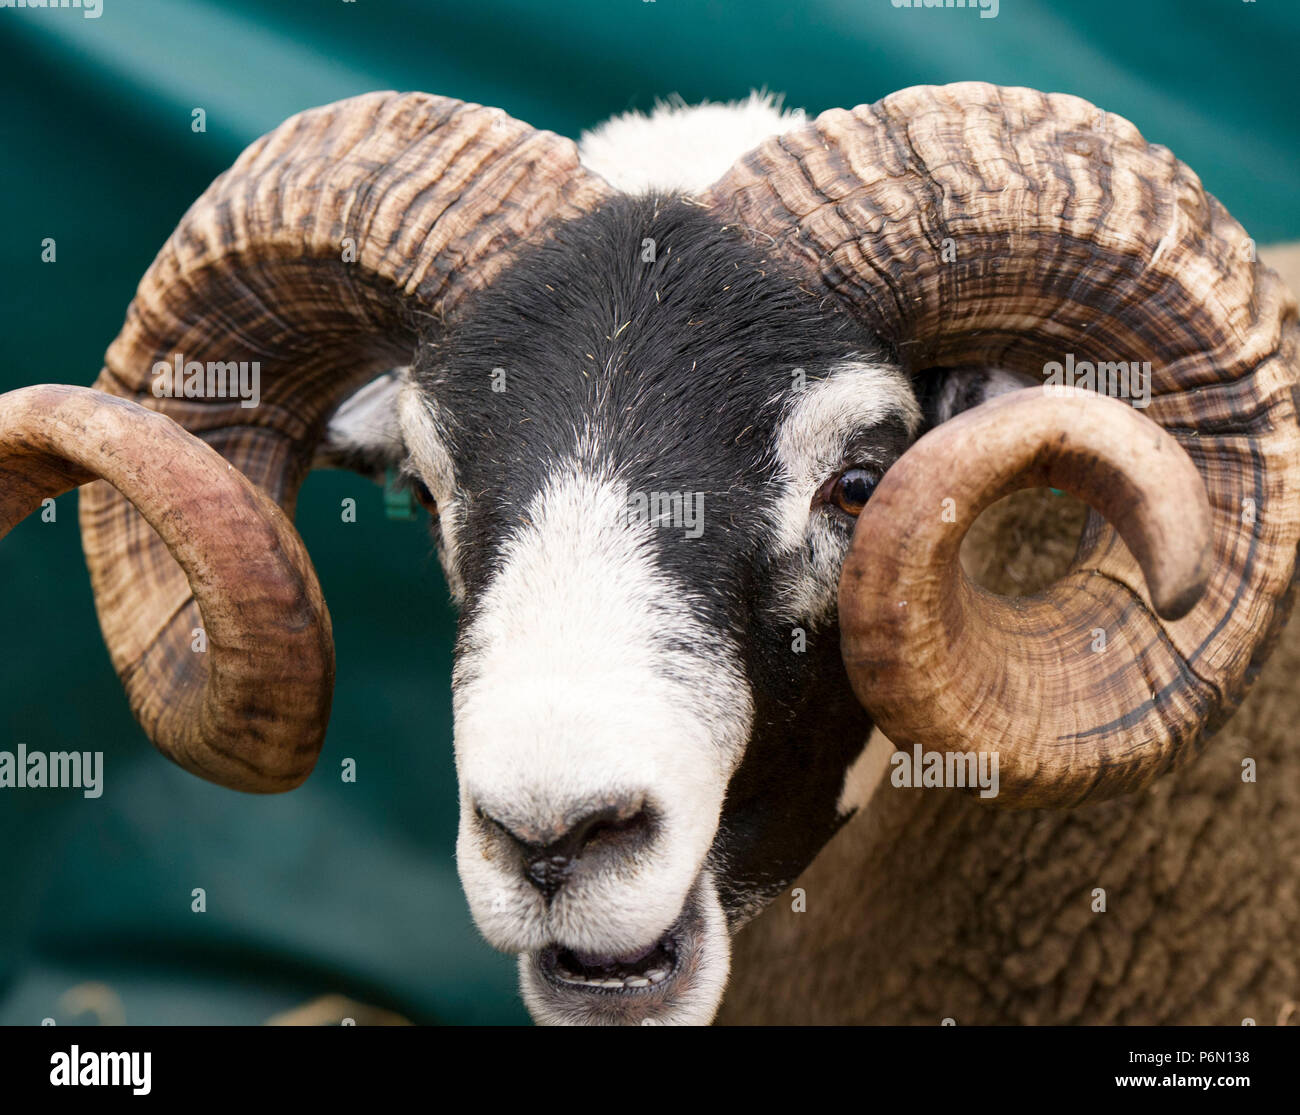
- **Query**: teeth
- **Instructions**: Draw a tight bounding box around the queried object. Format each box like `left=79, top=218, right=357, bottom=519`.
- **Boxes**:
left=549, top=946, right=676, bottom=991
left=555, top=967, right=672, bottom=990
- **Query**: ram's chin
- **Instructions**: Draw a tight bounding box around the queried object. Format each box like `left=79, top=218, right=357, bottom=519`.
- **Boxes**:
left=519, top=871, right=731, bottom=1026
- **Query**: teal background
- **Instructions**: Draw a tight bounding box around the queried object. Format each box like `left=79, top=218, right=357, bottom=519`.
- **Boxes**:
left=0, top=0, right=1296, bottom=1025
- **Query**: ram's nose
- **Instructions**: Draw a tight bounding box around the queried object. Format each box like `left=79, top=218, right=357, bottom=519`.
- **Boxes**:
left=475, top=796, right=654, bottom=901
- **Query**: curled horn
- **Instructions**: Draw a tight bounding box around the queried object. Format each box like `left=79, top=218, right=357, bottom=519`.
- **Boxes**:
left=705, top=82, right=1300, bottom=806
left=73, top=92, right=610, bottom=790
left=1, top=384, right=332, bottom=790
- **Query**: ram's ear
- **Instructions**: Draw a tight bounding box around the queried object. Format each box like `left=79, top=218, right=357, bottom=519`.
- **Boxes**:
left=313, top=370, right=409, bottom=483
left=917, top=366, right=1038, bottom=429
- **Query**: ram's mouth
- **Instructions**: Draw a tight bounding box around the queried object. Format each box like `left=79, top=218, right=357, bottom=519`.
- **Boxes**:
left=519, top=872, right=729, bottom=1025
left=540, top=921, right=683, bottom=992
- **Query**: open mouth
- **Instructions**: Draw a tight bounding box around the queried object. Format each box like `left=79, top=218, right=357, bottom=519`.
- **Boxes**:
left=520, top=872, right=728, bottom=1024
left=540, top=921, right=683, bottom=992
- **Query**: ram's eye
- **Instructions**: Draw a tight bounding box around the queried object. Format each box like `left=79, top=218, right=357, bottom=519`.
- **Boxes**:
left=411, top=478, right=438, bottom=515
left=821, top=467, right=879, bottom=518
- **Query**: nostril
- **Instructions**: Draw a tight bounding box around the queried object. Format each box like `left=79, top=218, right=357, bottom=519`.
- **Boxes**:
left=477, top=799, right=654, bottom=900
left=565, top=803, right=650, bottom=856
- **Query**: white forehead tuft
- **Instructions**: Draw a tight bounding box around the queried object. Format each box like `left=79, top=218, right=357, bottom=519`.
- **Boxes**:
left=578, top=91, right=807, bottom=196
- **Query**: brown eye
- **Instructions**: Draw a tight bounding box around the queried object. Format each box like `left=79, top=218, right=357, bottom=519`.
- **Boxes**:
left=824, top=467, right=879, bottom=518
left=411, top=478, right=438, bottom=516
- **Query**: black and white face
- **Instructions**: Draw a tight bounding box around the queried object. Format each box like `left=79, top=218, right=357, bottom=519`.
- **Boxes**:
left=392, top=197, right=922, bottom=1025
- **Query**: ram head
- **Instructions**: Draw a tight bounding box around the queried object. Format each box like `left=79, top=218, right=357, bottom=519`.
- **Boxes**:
left=2, top=83, right=1297, bottom=1025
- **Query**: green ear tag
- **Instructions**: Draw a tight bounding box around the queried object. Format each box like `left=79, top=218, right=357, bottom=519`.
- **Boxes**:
left=383, top=468, right=418, bottom=521
left=1049, top=488, right=1065, bottom=497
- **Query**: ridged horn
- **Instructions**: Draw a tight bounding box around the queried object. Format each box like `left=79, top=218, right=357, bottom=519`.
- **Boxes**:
left=78, top=91, right=611, bottom=790
left=3, top=385, right=331, bottom=790
left=704, top=82, right=1300, bottom=806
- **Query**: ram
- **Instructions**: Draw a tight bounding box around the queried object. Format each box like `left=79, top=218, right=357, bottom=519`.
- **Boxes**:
left=2, top=84, right=1297, bottom=1026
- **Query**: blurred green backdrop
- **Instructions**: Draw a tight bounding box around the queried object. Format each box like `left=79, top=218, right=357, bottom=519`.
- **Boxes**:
left=1, top=0, right=1296, bottom=1025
